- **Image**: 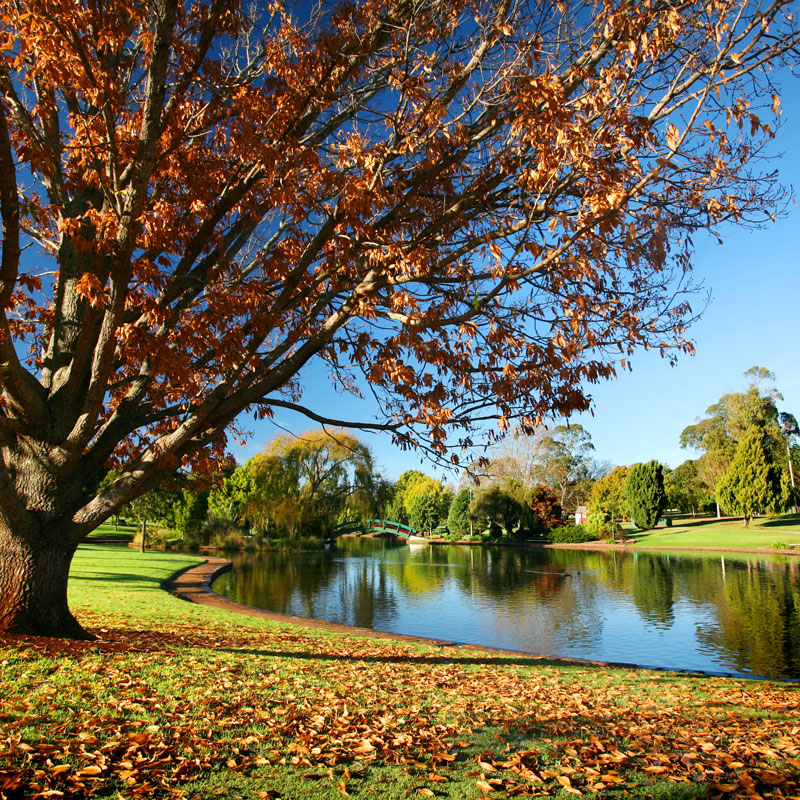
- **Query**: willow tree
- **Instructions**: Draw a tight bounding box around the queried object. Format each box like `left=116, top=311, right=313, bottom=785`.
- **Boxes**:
left=0, top=0, right=798, bottom=636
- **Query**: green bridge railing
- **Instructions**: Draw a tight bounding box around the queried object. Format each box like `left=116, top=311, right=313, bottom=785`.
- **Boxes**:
left=329, top=519, right=420, bottom=540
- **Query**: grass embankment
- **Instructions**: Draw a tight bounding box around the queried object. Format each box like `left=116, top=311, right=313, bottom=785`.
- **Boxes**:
left=625, top=513, right=800, bottom=551
left=2, top=546, right=799, bottom=800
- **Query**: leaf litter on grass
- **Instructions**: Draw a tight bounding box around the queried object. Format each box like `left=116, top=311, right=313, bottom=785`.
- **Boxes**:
left=1, top=614, right=799, bottom=800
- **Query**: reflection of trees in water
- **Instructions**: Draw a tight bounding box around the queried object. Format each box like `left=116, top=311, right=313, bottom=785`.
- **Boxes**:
left=330, top=557, right=399, bottom=629
left=631, top=554, right=675, bottom=627
left=696, top=560, right=800, bottom=679
left=595, top=551, right=800, bottom=678
left=434, top=546, right=608, bottom=650
left=217, top=542, right=800, bottom=678
left=217, top=545, right=401, bottom=624
left=218, top=550, right=337, bottom=613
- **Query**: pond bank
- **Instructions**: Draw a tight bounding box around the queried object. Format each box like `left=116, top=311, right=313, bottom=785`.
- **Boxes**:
left=164, top=555, right=648, bottom=671
left=426, top=537, right=800, bottom=556
left=167, top=551, right=800, bottom=682
left=4, top=545, right=800, bottom=799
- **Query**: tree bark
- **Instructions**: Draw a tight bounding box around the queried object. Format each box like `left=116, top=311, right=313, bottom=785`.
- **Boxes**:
left=0, top=526, right=90, bottom=639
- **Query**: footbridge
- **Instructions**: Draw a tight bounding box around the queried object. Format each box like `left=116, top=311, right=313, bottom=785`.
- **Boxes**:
left=328, top=519, right=427, bottom=541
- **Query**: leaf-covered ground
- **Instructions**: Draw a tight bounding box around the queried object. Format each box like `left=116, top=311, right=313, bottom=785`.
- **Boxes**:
left=1, top=546, right=798, bottom=800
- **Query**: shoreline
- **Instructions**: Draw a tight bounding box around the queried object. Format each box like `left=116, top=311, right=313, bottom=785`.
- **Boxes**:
left=163, top=556, right=796, bottom=684
left=428, top=538, right=800, bottom=556
left=147, top=536, right=800, bottom=557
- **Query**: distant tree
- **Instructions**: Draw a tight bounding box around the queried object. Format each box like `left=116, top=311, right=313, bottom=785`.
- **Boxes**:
left=680, top=367, right=787, bottom=515
left=386, top=470, right=438, bottom=524
left=716, top=428, right=785, bottom=527
left=208, top=465, right=256, bottom=527
left=625, top=461, right=667, bottom=530
left=172, top=488, right=209, bottom=536
left=470, top=485, right=524, bottom=539
left=447, top=489, right=472, bottom=537
left=510, top=424, right=600, bottom=516
left=779, top=412, right=800, bottom=512
left=588, top=466, right=630, bottom=520
left=128, top=483, right=180, bottom=553
left=403, top=475, right=449, bottom=522
left=664, top=460, right=712, bottom=514
left=386, top=492, right=409, bottom=525
left=245, top=430, right=377, bottom=538
left=525, top=485, right=562, bottom=532
left=407, top=489, right=441, bottom=535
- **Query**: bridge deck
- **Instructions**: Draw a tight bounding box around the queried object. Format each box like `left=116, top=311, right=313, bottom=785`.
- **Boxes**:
left=329, top=519, right=423, bottom=540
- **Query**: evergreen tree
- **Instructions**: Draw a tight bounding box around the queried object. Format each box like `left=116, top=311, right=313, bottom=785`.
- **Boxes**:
left=447, top=489, right=472, bottom=537
left=625, top=461, right=667, bottom=530
left=716, top=427, right=784, bottom=527
left=407, top=489, right=440, bottom=535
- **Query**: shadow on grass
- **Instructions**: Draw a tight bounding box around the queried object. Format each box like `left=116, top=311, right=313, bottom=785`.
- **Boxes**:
left=757, top=514, right=800, bottom=529
left=212, top=645, right=732, bottom=681
left=72, top=573, right=157, bottom=584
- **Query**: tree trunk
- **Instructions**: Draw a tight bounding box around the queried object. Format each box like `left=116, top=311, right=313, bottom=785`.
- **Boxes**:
left=0, top=526, right=90, bottom=639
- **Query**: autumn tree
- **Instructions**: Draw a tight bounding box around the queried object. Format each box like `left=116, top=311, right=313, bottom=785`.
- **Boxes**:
left=525, top=485, right=562, bottom=532
left=1, top=0, right=799, bottom=636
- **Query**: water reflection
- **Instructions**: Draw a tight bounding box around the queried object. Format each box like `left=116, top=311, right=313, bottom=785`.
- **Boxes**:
left=213, top=539, right=800, bottom=679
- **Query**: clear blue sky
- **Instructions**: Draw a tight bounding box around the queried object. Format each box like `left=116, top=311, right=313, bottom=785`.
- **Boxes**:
left=230, top=79, right=800, bottom=483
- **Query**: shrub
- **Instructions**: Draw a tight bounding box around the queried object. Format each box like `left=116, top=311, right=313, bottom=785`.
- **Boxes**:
left=548, top=524, right=596, bottom=543
left=771, top=541, right=788, bottom=550
left=584, top=511, right=609, bottom=537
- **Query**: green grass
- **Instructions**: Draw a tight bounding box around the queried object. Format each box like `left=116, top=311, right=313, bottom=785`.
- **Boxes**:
left=1, top=544, right=799, bottom=799
left=85, top=520, right=138, bottom=542
left=623, top=512, right=800, bottom=550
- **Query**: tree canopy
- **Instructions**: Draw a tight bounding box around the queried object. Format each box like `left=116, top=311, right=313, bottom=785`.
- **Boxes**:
left=625, top=460, right=667, bottom=530
left=680, top=368, right=793, bottom=513
left=2, top=0, right=799, bottom=636
left=716, top=428, right=786, bottom=526
left=236, top=430, right=378, bottom=537
left=588, top=465, right=630, bottom=521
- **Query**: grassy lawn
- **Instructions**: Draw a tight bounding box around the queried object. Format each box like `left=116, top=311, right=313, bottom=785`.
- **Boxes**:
left=1, top=544, right=799, bottom=799
left=86, top=520, right=138, bottom=542
left=625, top=513, right=800, bottom=550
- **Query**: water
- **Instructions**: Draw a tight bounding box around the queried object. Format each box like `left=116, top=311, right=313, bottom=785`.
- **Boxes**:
left=212, top=538, right=800, bottom=680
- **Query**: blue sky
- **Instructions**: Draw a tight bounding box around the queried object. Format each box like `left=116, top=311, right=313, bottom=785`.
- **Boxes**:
left=230, top=79, right=800, bottom=483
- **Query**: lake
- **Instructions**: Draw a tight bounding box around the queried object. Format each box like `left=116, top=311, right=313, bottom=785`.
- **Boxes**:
left=212, top=537, right=800, bottom=680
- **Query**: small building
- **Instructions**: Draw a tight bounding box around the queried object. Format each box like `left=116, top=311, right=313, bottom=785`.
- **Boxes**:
left=574, top=505, right=588, bottom=525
